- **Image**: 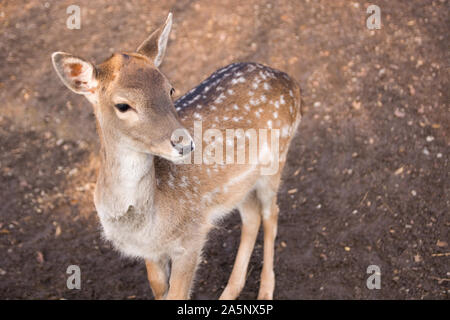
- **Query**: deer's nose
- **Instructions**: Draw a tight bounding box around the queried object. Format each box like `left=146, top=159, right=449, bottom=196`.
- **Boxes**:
left=170, top=137, right=194, bottom=156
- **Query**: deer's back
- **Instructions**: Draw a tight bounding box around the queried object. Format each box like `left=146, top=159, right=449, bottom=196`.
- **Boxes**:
left=175, top=62, right=301, bottom=132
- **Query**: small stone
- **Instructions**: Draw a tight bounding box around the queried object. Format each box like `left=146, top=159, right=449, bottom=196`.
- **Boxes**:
left=313, top=101, right=321, bottom=108
left=436, top=153, right=442, bottom=158
left=55, top=225, right=62, bottom=237
left=288, top=188, right=298, bottom=194
left=394, top=167, right=404, bottom=175
left=344, top=246, right=351, bottom=252
left=36, top=251, right=44, bottom=264
left=394, top=109, right=405, bottom=118
left=426, top=136, right=434, bottom=142
left=422, top=148, right=430, bottom=156
left=436, top=240, right=448, bottom=248
left=411, top=190, right=417, bottom=196
left=352, top=101, right=361, bottom=110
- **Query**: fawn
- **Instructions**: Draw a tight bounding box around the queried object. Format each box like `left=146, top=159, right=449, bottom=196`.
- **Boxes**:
left=52, top=13, right=302, bottom=300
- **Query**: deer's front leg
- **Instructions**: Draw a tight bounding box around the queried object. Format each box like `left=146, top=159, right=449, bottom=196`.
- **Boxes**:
left=145, top=258, right=169, bottom=300
left=165, top=248, right=201, bottom=300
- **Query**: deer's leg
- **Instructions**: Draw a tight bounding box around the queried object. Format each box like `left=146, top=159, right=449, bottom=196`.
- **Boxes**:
left=257, top=197, right=278, bottom=300
left=220, top=192, right=261, bottom=300
left=165, top=247, right=201, bottom=300
left=255, top=175, right=281, bottom=300
left=145, top=258, right=169, bottom=300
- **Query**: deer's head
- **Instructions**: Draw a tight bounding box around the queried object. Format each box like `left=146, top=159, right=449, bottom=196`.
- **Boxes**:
left=51, top=13, right=194, bottom=162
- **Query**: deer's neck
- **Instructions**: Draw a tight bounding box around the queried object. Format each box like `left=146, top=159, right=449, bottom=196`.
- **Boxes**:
left=94, top=136, right=156, bottom=220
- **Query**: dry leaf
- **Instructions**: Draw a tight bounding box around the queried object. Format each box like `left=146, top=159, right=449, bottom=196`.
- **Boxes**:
left=36, top=251, right=44, bottom=264
left=436, top=240, right=448, bottom=248
left=352, top=101, right=361, bottom=110
left=55, top=225, right=62, bottom=237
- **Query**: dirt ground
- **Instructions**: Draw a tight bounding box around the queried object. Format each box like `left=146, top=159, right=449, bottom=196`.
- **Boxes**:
left=0, top=0, right=448, bottom=299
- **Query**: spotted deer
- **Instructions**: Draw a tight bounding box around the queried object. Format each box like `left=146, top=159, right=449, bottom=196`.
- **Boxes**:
left=51, top=13, right=302, bottom=300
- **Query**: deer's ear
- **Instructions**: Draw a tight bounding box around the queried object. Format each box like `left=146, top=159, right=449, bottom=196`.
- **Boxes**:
left=136, top=13, right=172, bottom=67
left=51, top=52, right=98, bottom=95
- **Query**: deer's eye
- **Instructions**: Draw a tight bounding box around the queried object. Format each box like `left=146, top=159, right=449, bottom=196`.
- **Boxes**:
left=170, top=88, right=175, bottom=96
left=115, top=103, right=131, bottom=112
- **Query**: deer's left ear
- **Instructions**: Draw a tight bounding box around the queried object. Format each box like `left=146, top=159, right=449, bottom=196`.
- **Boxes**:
left=136, top=13, right=172, bottom=67
left=51, top=52, right=98, bottom=95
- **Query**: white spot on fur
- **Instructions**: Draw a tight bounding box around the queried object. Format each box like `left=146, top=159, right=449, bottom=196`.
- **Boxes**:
left=274, top=101, right=280, bottom=109
left=231, top=77, right=246, bottom=85
left=259, top=71, right=267, bottom=80
left=281, top=125, right=290, bottom=138
left=214, top=93, right=226, bottom=104
left=179, top=176, right=189, bottom=188
left=250, top=98, right=260, bottom=106
left=194, top=112, right=202, bottom=120
left=247, top=64, right=256, bottom=72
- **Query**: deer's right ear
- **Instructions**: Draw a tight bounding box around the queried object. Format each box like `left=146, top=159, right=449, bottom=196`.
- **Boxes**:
left=51, top=52, right=98, bottom=95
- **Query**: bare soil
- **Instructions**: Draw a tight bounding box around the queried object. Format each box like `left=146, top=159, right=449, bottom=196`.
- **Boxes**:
left=0, top=0, right=448, bottom=299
